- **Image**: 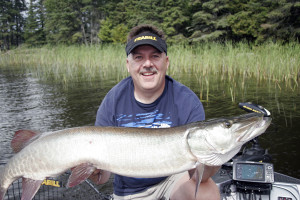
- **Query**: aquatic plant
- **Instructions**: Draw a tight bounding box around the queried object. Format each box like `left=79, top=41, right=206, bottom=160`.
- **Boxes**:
left=0, top=42, right=299, bottom=93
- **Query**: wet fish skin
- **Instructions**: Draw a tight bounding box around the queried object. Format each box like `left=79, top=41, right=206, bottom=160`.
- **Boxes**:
left=0, top=113, right=271, bottom=200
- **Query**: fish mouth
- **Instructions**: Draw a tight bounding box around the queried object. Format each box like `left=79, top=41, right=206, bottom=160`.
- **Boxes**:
left=237, top=115, right=271, bottom=142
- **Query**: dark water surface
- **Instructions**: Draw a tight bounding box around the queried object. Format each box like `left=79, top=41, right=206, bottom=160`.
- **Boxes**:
left=0, top=67, right=299, bottom=194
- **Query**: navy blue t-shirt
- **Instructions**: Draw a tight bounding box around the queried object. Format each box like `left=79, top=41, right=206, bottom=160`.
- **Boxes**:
left=95, top=75, right=205, bottom=196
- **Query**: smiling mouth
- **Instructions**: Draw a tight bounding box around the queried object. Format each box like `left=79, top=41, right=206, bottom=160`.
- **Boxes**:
left=141, top=72, right=157, bottom=76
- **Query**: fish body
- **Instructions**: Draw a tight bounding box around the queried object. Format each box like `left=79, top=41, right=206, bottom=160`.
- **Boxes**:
left=0, top=113, right=271, bottom=200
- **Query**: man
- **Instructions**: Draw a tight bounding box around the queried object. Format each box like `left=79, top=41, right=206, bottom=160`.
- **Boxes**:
left=90, top=25, right=220, bottom=200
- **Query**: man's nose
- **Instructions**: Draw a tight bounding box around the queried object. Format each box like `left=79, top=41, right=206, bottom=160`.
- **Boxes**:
left=143, top=58, right=153, bottom=67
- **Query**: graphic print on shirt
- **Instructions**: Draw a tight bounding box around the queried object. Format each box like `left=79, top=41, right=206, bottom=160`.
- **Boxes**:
left=116, top=110, right=172, bottom=128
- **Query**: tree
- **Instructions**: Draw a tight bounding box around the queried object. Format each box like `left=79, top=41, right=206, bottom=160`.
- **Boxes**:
left=24, top=0, right=46, bottom=46
left=111, top=23, right=129, bottom=43
left=98, top=0, right=126, bottom=43
left=97, top=0, right=190, bottom=44
left=188, top=0, right=231, bottom=43
left=70, top=0, right=106, bottom=45
left=2, top=0, right=299, bottom=47
left=43, top=0, right=79, bottom=44
left=160, top=0, right=190, bottom=43
left=0, top=0, right=26, bottom=50
left=0, top=0, right=12, bottom=50
left=43, top=0, right=107, bottom=45
left=227, top=0, right=300, bottom=43
left=261, top=0, right=300, bottom=42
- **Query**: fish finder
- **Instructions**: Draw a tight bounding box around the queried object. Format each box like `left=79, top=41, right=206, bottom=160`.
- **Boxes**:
left=233, top=161, right=274, bottom=183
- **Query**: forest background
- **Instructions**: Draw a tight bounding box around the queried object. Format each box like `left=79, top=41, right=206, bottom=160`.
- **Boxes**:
left=1, top=0, right=300, bottom=50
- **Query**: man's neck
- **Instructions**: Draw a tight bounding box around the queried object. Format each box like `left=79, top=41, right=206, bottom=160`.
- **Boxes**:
left=134, top=85, right=165, bottom=104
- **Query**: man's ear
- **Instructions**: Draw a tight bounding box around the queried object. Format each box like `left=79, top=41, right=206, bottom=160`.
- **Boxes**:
left=126, top=57, right=130, bottom=73
left=166, top=55, right=170, bottom=70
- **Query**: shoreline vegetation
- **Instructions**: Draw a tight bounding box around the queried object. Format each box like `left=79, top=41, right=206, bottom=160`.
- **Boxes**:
left=1, top=42, right=299, bottom=89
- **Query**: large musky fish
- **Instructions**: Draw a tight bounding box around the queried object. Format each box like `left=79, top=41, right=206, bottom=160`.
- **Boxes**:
left=0, top=113, right=271, bottom=200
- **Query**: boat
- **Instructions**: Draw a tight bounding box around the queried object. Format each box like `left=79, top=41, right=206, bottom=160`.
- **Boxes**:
left=212, top=137, right=300, bottom=200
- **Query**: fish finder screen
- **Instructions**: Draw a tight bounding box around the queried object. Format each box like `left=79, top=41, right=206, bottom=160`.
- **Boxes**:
left=236, top=163, right=264, bottom=181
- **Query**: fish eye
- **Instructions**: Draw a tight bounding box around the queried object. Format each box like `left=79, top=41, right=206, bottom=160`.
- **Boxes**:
left=223, top=121, right=232, bottom=128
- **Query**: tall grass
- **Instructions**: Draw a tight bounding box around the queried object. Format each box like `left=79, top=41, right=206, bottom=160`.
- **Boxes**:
left=168, top=41, right=300, bottom=89
left=1, top=42, right=299, bottom=88
left=0, top=44, right=128, bottom=84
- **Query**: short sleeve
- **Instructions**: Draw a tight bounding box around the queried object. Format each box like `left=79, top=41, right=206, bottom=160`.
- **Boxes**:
left=95, top=94, right=115, bottom=126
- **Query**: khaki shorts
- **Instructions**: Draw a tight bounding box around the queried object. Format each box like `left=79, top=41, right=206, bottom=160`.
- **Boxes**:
left=113, top=172, right=186, bottom=200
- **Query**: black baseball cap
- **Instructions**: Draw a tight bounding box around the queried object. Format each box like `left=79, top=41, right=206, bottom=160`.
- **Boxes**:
left=125, top=32, right=167, bottom=56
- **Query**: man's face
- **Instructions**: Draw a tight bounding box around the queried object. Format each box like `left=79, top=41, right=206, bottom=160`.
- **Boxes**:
left=126, top=45, right=169, bottom=95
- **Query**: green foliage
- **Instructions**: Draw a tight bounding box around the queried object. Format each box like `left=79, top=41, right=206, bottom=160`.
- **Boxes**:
left=160, top=0, right=190, bottom=43
left=111, top=24, right=129, bottom=43
left=228, top=11, right=261, bottom=38
left=43, top=0, right=106, bottom=45
left=189, top=0, right=300, bottom=43
left=98, top=19, right=114, bottom=43
left=189, top=0, right=231, bottom=43
left=44, top=0, right=78, bottom=44
left=1, top=0, right=300, bottom=47
left=0, top=0, right=26, bottom=49
left=98, top=19, right=128, bottom=43
left=24, top=0, right=46, bottom=46
left=2, top=42, right=299, bottom=88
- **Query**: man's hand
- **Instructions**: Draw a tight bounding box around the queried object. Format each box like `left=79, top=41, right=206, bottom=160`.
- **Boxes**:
left=188, top=165, right=220, bottom=182
left=88, top=169, right=111, bottom=184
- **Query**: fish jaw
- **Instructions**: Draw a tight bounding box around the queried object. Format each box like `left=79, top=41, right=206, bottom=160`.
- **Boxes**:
left=236, top=116, right=271, bottom=143
left=187, top=113, right=272, bottom=166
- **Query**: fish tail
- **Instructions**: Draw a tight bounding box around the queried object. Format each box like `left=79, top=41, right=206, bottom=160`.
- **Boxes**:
left=0, top=165, right=7, bottom=200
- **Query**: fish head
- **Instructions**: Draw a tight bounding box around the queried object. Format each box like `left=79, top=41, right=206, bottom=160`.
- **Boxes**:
left=187, top=113, right=272, bottom=165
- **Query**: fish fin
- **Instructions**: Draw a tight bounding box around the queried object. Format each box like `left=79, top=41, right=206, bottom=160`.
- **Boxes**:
left=67, top=163, right=96, bottom=187
left=21, top=178, right=43, bottom=200
left=11, top=130, right=40, bottom=153
left=194, top=163, right=205, bottom=198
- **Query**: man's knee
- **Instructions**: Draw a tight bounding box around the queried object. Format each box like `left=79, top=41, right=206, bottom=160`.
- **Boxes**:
left=170, top=175, right=220, bottom=200
left=195, top=178, right=220, bottom=200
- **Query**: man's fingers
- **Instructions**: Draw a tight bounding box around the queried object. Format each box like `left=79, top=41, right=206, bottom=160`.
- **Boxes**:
left=92, top=169, right=102, bottom=175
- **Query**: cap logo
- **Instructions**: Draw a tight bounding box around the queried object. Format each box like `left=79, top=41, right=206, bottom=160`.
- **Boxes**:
left=134, top=36, right=157, bottom=42
left=125, top=32, right=167, bottom=56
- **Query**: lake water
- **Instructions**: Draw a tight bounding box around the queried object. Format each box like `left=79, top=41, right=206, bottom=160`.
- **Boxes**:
left=0, top=67, right=299, bottom=185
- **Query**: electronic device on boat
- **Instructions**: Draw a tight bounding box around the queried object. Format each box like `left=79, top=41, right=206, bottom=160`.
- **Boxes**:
left=212, top=102, right=300, bottom=200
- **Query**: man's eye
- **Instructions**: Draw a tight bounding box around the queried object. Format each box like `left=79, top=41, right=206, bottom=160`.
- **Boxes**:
left=134, top=56, right=142, bottom=60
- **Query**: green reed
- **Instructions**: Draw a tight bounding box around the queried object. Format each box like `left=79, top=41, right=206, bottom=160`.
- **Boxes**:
left=0, top=44, right=128, bottom=84
left=1, top=41, right=299, bottom=89
left=168, top=41, right=300, bottom=87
